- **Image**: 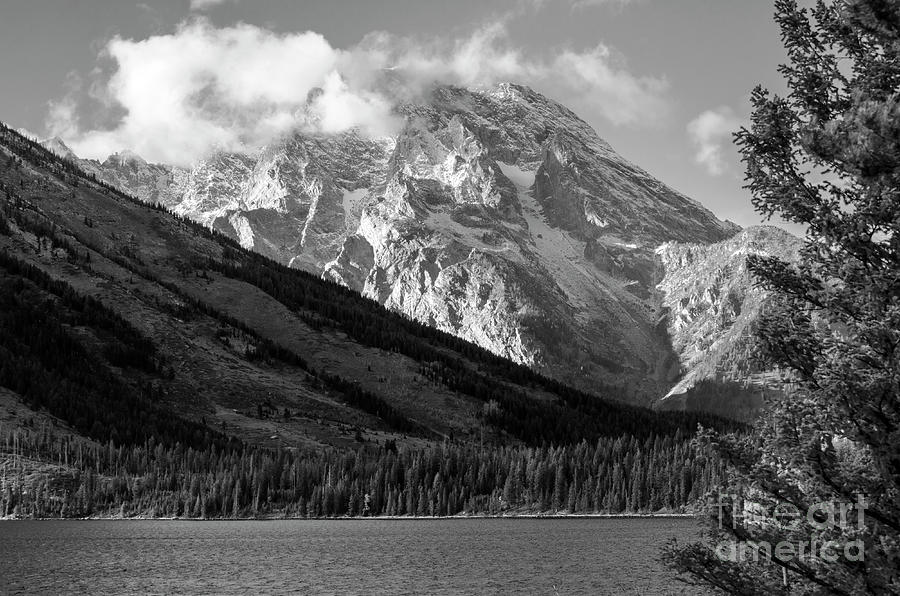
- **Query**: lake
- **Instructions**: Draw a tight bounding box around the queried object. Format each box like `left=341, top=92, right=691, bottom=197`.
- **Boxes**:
left=0, top=517, right=705, bottom=595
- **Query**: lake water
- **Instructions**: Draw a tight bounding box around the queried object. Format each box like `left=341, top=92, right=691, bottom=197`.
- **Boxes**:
left=0, top=517, right=705, bottom=595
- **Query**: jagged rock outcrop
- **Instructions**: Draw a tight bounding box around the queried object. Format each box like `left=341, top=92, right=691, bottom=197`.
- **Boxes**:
left=43, top=136, right=187, bottom=208
left=63, top=83, right=798, bottom=414
left=653, top=226, right=801, bottom=419
left=81, top=150, right=188, bottom=208
left=319, top=85, right=740, bottom=396
left=73, top=132, right=391, bottom=269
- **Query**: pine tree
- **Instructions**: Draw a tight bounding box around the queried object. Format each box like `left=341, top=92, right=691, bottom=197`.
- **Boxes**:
left=667, top=1, right=900, bottom=593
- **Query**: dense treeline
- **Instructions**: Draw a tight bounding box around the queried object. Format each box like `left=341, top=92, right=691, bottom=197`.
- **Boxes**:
left=0, top=207, right=10, bottom=236
left=0, top=422, right=724, bottom=519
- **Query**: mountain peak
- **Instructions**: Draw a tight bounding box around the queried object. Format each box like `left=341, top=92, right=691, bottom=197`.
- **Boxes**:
left=40, top=136, right=77, bottom=160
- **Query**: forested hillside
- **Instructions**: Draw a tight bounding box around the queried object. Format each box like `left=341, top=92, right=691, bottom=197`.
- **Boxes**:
left=0, top=123, right=733, bottom=517
left=0, top=420, right=723, bottom=518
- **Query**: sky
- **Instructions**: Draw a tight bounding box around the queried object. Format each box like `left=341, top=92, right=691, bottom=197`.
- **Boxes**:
left=0, top=0, right=793, bottom=229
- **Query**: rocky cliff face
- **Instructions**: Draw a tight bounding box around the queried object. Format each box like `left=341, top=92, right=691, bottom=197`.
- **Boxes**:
left=65, top=83, right=797, bottom=414
left=654, top=226, right=801, bottom=418
left=319, top=84, right=739, bottom=397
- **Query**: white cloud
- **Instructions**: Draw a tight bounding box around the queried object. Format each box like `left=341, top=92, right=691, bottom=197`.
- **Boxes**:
left=687, top=107, right=743, bottom=176
left=190, top=0, right=236, bottom=11
left=48, top=20, right=668, bottom=166
left=549, top=45, right=667, bottom=126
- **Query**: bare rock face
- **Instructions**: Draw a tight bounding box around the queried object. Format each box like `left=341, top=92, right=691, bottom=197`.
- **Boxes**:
left=72, top=83, right=799, bottom=415
left=77, top=150, right=189, bottom=209
left=322, top=85, right=736, bottom=396
left=41, top=136, right=79, bottom=161
left=654, top=226, right=801, bottom=419
left=79, top=132, right=391, bottom=270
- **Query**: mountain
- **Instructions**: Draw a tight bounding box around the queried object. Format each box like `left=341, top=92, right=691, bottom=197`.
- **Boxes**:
left=1, top=122, right=734, bottom=452
left=64, top=83, right=796, bottom=415
left=40, top=136, right=78, bottom=161
left=655, top=226, right=802, bottom=419
left=78, top=149, right=188, bottom=209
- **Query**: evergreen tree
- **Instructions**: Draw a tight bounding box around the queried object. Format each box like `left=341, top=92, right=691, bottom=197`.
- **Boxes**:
left=668, top=1, right=900, bottom=593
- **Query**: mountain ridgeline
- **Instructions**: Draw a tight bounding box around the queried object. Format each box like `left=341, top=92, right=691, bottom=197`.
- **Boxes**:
left=0, top=120, right=736, bottom=517
left=70, top=83, right=798, bottom=416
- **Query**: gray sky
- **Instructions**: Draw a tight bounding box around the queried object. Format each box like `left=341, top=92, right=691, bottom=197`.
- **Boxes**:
left=0, top=0, right=791, bottom=229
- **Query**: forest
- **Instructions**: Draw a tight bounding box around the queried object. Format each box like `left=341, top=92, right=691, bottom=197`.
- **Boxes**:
left=0, top=421, right=723, bottom=519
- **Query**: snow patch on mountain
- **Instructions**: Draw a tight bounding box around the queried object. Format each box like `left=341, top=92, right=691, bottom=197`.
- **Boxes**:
left=229, top=213, right=255, bottom=249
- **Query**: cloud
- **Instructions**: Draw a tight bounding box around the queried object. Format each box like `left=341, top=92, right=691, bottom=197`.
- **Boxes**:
left=190, top=0, right=236, bottom=11
left=48, top=19, right=668, bottom=166
left=687, top=107, right=743, bottom=176
left=549, top=45, right=667, bottom=125
left=48, top=21, right=394, bottom=166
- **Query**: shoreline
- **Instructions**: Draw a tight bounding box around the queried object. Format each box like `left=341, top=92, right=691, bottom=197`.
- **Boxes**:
left=3, top=512, right=700, bottom=522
